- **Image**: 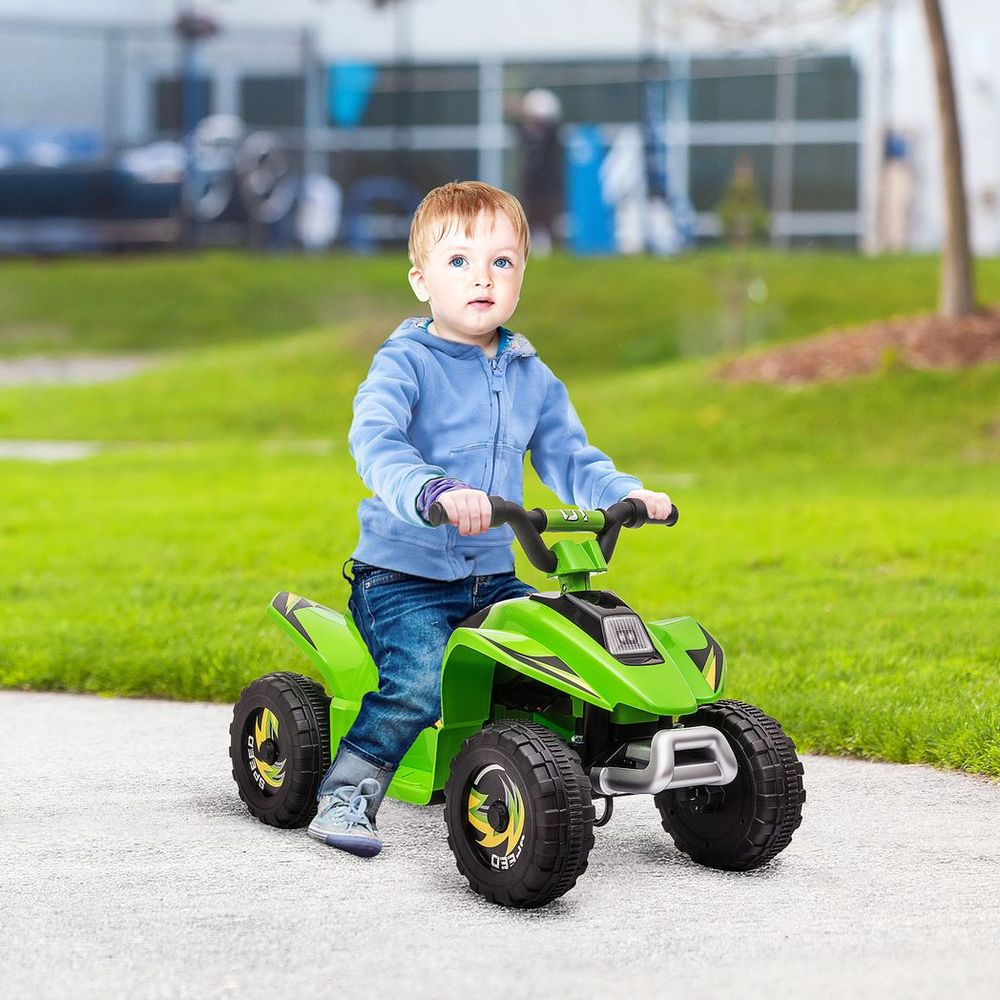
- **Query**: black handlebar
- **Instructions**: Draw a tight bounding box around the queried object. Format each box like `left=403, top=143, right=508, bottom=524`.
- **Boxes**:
left=605, top=497, right=679, bottom=530
left=426, top=495, right=678, bottom=574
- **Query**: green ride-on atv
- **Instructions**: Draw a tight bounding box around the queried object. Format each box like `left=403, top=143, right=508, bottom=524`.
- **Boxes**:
left=230, top=496, right=805, bottom=909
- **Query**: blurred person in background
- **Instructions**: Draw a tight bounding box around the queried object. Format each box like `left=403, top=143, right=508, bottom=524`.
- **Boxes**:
left=517, top=88, right=565, bottom=256
left=879, top=130, right=917, bottom=253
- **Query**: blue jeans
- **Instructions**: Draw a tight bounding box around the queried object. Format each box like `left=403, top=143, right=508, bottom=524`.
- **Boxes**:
left=317, top=561, right=536, bottom=808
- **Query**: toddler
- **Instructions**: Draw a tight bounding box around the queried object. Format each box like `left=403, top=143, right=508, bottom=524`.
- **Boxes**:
left=308, top=181, right=671, bottom=855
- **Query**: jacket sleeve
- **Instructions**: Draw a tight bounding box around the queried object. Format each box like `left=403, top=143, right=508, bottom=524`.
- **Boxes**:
left=348, top=343, right=446, bottom=526
left=527, top=364, right=642, bottom=509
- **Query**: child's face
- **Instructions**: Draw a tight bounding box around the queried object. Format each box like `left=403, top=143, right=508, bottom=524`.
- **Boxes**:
left=408, top=210, right=525, bottom=348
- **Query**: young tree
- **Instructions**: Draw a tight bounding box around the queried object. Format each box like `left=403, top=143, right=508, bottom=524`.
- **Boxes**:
left=920, top=0, right=976, bottom=316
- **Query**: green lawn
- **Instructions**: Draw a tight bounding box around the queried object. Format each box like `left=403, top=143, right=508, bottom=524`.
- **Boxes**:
left=0, top=251, right=997, bottom=776
left=5, top=249, right=1000, bottom=371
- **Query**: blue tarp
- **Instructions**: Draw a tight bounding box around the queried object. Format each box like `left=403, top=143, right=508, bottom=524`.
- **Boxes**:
left=328, top=63, right=379, bottom=128
left=565, top=124, right=615, bottom=255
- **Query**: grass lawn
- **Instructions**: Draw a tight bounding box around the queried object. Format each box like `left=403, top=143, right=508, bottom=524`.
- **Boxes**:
left=0, top=251, right=997, bottom=776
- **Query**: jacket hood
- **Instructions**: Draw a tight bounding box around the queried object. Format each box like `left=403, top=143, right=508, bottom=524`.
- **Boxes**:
left=388, top=316, right=537, bottom=359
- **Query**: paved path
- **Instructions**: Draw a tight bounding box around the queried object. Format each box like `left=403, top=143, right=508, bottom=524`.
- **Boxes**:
left=0, top=355, right=151, bottom=386
left=3, top=690, right=998, bottom=999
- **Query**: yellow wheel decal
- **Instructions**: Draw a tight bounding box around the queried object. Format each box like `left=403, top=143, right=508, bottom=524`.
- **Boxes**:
left=467, top=765, right=525, bottom=858
left=251, top=708, right=286, bottom=789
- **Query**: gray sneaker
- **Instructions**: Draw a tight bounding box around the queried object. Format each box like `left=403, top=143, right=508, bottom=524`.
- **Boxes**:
left=307, top=778, right=383, bottom=857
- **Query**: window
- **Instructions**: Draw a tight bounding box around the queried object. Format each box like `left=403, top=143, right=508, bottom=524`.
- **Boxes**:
left=240, top=76, right=304, bottom=128
left=690, top=58, right=778, bottom=122
left=358, top=64, right=479, bottom=126
left=795, top=56, right=859, bottom=120
left=504, top=60, right=657, bottom=124
left=329, top=148, right=479, bottom=198
left=791, top=143, right=858, bottom=210
left=153, top=77, right=214, bottom=133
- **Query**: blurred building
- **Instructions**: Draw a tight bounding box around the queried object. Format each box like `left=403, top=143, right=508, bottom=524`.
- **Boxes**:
left=0, top=0, right=997, bottom=254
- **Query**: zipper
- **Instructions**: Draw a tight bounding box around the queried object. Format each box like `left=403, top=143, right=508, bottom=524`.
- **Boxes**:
left=484, top=352, right=506, bottom=495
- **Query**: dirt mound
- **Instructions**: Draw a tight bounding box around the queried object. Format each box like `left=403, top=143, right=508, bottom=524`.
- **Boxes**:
left=718, top=308, right=1000, bottom=385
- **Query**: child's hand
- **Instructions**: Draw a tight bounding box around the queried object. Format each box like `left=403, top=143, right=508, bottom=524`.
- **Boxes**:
left=438, top=488, right=493, bottom=536
left=625, top=488, right=673, bottom=521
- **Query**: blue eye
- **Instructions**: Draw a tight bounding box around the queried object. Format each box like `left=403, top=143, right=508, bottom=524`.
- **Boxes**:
left=494, top=257, right=512, bottom=269
left=449, top=256, right=466, bottom=267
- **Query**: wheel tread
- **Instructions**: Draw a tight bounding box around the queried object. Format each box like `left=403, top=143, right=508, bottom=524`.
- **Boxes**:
left=656, top=699, right=805, bottom=870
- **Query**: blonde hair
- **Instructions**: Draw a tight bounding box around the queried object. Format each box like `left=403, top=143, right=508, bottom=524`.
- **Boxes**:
left=408, top=181, right=531, bottom=267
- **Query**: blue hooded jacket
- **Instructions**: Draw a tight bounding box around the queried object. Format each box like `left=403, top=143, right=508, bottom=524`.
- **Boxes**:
left=349, top=317, right=642, bottom=580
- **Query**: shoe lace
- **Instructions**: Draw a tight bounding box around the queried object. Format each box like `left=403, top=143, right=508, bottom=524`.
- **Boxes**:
left=330, top=777, right=381, bottom=828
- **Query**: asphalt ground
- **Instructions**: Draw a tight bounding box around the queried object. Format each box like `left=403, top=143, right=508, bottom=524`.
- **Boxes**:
left=3, top=690, right=998, bottom=999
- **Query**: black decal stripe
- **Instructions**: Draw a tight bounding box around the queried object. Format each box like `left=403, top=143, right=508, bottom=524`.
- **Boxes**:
left=484, top=638, right=595, bottom=696
left=686, top=629, right=712, bottom=670
left=272, top=592, right=318, bottom=649
left=686, top=624, right=724, bottom=690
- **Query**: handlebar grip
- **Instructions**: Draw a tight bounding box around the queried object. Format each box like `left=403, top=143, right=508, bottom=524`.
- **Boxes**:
left=426, top=497, right=547, bottom=532
left=426, top=501, right=448, bottom=527
left=659, top=505, right=680, bottom=527
left=610, top=498, right=679, bottom=528
left=428, top=496, right=554, bottom=571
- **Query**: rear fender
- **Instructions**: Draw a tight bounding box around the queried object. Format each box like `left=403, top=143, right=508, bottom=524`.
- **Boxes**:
left=269, top=591, right=439, bottom=806
left=268, top=591, right=377, bottom=704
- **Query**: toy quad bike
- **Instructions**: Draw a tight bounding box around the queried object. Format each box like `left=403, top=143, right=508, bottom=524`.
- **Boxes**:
left=230, top=497, right=805, bottom=909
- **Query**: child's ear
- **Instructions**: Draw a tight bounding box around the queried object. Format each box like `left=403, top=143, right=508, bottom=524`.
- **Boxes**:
left=408, top=266, right=430, bottom=303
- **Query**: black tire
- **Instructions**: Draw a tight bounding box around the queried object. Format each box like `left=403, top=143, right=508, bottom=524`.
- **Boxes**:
left=229, top=672, right=331, bottom=829
left=655, top=700, right=805, bottom=871
left=445, top=720, right=595, bottom=909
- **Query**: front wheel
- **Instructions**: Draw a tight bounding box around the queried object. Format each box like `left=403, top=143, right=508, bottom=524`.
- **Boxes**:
left=445, top=721, right=595, bottom=909
left=655, top=700, right=805, bottom=871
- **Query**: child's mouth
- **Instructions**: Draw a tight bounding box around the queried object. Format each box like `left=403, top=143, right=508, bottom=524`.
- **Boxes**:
left=468, top=299, right=494, bottom=309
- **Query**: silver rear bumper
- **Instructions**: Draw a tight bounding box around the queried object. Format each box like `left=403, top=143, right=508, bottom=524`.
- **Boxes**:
left=590, top=725, right=739, bottom=796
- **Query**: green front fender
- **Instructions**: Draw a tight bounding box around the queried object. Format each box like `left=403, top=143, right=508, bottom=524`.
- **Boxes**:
left=647, top=616, right=727, bottom=700
left=439, top=595, right=724, bottom=731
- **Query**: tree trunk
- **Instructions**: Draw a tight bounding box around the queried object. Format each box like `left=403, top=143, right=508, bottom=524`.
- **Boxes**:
left=921, top=0, right=976, bottom=316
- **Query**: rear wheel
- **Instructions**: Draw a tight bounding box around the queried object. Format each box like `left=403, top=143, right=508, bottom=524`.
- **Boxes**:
left=445, top=720, right=595, bottom=909
left=229, top=672, right=330, bottom=828
left=655, top=700, right=805, bottom=870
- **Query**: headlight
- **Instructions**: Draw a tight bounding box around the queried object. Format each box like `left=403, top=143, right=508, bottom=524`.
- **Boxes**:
left=601, top=614, right=655, bottom=657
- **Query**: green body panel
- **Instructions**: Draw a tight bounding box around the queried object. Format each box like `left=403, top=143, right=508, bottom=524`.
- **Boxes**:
left=268, top=585, right=726, bottom=807
left=548, top=538, right=608, bottom=593
left=543, top=508, right=606, bottom=532
left=610, top=705, right=660, bottom=724
left=440, top=595, right=719, bottom=723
